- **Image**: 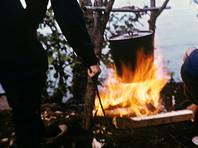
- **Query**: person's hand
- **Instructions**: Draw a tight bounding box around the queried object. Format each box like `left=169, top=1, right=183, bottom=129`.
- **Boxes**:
left=187, top=103, right=198, bottom=122
left=87, top=64, right=101, bottom=78
left=183, top=46, right=197, bottom=62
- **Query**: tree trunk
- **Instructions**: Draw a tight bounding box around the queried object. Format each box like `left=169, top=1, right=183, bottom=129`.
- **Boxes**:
left=149, top=0, right=169, bottom=43
left=81, top=0, right=115, bottom=131
left=79, top=0, right=95, bottom=37
left=149, top=0, right=156, bottom=32
left=149, top=0, right=169, bottom=33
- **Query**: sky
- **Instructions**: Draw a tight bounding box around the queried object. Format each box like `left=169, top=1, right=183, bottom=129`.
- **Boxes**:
left=155, top=0, right=198, bottom=81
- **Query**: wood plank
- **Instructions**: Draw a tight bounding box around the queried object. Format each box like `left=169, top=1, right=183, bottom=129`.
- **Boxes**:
left=113, top=109, right=193, bottom=129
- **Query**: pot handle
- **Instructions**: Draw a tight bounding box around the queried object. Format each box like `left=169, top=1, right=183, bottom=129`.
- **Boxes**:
left=128, top=31, right=133, bottom=37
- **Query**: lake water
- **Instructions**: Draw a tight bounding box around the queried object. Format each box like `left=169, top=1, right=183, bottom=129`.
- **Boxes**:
left=156, top=0, right=198, bottom=81
left=114, top=0, right=198, bottom=81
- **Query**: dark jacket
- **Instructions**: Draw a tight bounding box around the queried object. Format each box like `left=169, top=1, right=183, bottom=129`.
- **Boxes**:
left=0, top=0, right=98, bottom=67
left=184, top=49, right=198, bottom=78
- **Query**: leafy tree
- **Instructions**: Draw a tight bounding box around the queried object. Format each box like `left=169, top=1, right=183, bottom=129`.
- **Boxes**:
left=38, top=8, right=76, bottom=104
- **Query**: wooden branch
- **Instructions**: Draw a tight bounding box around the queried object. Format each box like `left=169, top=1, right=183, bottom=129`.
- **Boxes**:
left=149, top=0, right=170, bottom=32
left=82, top=78, right=97, bottom=131
left=83, top=6, right=171, bottom=13
left=100, top=0, right=115, bottom=28
left=155, top=0, right=170, bottom=18
left=79, top=0, right=95, bottom=37
left=151, top=0, right=156, bottom=8
left=93, top=0, right=103, bottom=34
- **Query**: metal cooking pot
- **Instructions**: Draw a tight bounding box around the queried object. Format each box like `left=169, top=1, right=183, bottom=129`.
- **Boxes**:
left=109, top=30, right=154, bottom=81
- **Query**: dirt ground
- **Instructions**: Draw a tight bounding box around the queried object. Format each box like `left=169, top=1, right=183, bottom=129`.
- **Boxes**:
left=1, top=82, right=198, bottom=148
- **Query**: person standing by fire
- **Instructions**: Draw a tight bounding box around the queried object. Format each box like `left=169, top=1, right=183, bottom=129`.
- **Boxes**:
left=0, top=0, right=100, bottom=147
left=181, top=46, right=198, bottom=122
left=181, top=46, right=198, bottom=145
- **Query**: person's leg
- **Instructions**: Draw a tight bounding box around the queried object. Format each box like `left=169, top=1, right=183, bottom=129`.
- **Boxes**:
left=0, top=1, right=48, bottom=146
left=6, top=79, right=46, bottom=147
left=1, top=68, right=47, bottom=148
left=0, top=45, right=48, bottom=148
left=181, top=64, right=198, bottom=104
left=181, top=64, right=198, bottom=122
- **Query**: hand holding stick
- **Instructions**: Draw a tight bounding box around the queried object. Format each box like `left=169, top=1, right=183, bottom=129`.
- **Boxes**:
left=87, top=63, right=101, bottom=78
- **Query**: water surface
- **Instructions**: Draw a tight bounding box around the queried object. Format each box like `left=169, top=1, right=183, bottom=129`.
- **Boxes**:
left=114, top=0, right=198, bottom=81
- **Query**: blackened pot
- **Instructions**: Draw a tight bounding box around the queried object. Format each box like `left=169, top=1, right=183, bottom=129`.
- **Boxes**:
left=109, top=30, right=154, bottom=81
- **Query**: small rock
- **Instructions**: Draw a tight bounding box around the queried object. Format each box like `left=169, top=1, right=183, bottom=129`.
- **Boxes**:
left=70, top=112, right=75, bottom=116
left=55, top=111, right=63, bottom=114
left=1, top=138, right=9, bottom=143
left=92, top=138, right=104, bottom=148
left=65, top=115, right=70, bottom=118
left=50, top=116, right=57, bottom=119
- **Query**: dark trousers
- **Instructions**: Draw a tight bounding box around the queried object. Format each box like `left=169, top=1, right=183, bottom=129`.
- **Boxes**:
left=0, top=48, right=48, bottom=148
left=0, top=1, right=48, bottom=147
left=0, top=30, right=48, bottom=148
left=0, top=47, right=48, bottom=147
left=181, top=64, right=198, bottom=105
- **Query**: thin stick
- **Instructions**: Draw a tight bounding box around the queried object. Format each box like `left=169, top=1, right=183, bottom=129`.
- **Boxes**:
left=87, top=67, right=113, bottom=130
left=96, top=87, right=106, bottom=117
left=87, top=66, right=106, bottom=117
left=83, top=6, right=171, bottom=13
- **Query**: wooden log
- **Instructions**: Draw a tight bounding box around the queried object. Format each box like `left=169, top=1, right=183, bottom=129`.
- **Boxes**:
left=112, top=109, right=193, bottom=129
left=83, top=6, right=171, bottom=13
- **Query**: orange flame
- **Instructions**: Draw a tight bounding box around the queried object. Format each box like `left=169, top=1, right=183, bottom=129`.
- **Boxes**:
left=95, top=49, right=169, bottom=117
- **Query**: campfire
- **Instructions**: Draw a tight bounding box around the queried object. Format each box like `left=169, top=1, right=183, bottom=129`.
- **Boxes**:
left=95, top=48, right=168, bottom=118
left=94, top=31, right=192, bottom=128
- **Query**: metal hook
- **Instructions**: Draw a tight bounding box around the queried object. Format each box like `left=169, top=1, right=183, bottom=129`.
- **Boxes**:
left=128, top=31, right=133, bottom=36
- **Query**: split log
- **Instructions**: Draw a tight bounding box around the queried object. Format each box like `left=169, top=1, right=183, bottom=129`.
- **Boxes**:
left=112, top=109, right=193, bottom=129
